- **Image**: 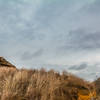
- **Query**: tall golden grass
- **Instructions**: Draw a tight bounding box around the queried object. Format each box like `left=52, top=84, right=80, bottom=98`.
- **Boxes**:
left=0, top=67, right=94, bottom=100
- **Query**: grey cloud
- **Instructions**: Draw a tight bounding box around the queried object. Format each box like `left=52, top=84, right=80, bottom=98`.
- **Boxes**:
left=0, top=0, right=100, bottom=81
left=60, top=29, right=100, bottom=51
left=21, top=49, right=44, bottom=61
left=84, top=0, right=100, bottom=14
left=68, top=63, right=88, bottom=70
left=33, top=49, right=44, bottom=57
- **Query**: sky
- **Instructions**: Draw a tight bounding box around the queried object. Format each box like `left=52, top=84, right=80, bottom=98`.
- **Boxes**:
left=0, top=0, right=100, bottom=81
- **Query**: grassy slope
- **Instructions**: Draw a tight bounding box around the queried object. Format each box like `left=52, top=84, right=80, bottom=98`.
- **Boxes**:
left=0, top=67, right=94, bottom=100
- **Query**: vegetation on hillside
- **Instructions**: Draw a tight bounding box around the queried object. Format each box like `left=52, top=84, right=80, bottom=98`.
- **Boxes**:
left=0, top=67, right=98, bottom=100
left=0, top=57, right=99, bottom=100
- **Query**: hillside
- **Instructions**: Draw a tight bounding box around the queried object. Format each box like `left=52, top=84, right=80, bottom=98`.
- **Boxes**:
left=0, top=57, right=16, bottom=68
left=0, top=57, right=99, bottom=100
left=94, top=78, right=100, bottom=100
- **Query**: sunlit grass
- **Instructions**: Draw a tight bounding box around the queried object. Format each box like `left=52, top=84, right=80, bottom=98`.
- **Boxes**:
left=0, top=67, right=98, bottom=100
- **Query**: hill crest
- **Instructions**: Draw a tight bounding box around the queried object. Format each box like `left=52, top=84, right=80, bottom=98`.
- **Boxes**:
left=0, top=57, right=16, bottom=68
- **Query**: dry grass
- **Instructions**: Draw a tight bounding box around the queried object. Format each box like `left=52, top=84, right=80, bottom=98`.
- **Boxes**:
left=0, top=67, right=96, bottom=100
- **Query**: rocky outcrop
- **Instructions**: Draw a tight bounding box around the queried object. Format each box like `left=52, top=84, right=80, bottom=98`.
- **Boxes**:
left=0, top=57, right=16, bottom=68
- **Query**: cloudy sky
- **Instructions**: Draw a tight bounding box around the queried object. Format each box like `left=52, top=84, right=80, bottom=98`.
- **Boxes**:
left=0, top=0, right=100, bottom=81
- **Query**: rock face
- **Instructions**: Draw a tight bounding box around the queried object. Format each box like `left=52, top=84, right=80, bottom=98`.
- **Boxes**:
left=0, top=57, right=16, bottom=68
